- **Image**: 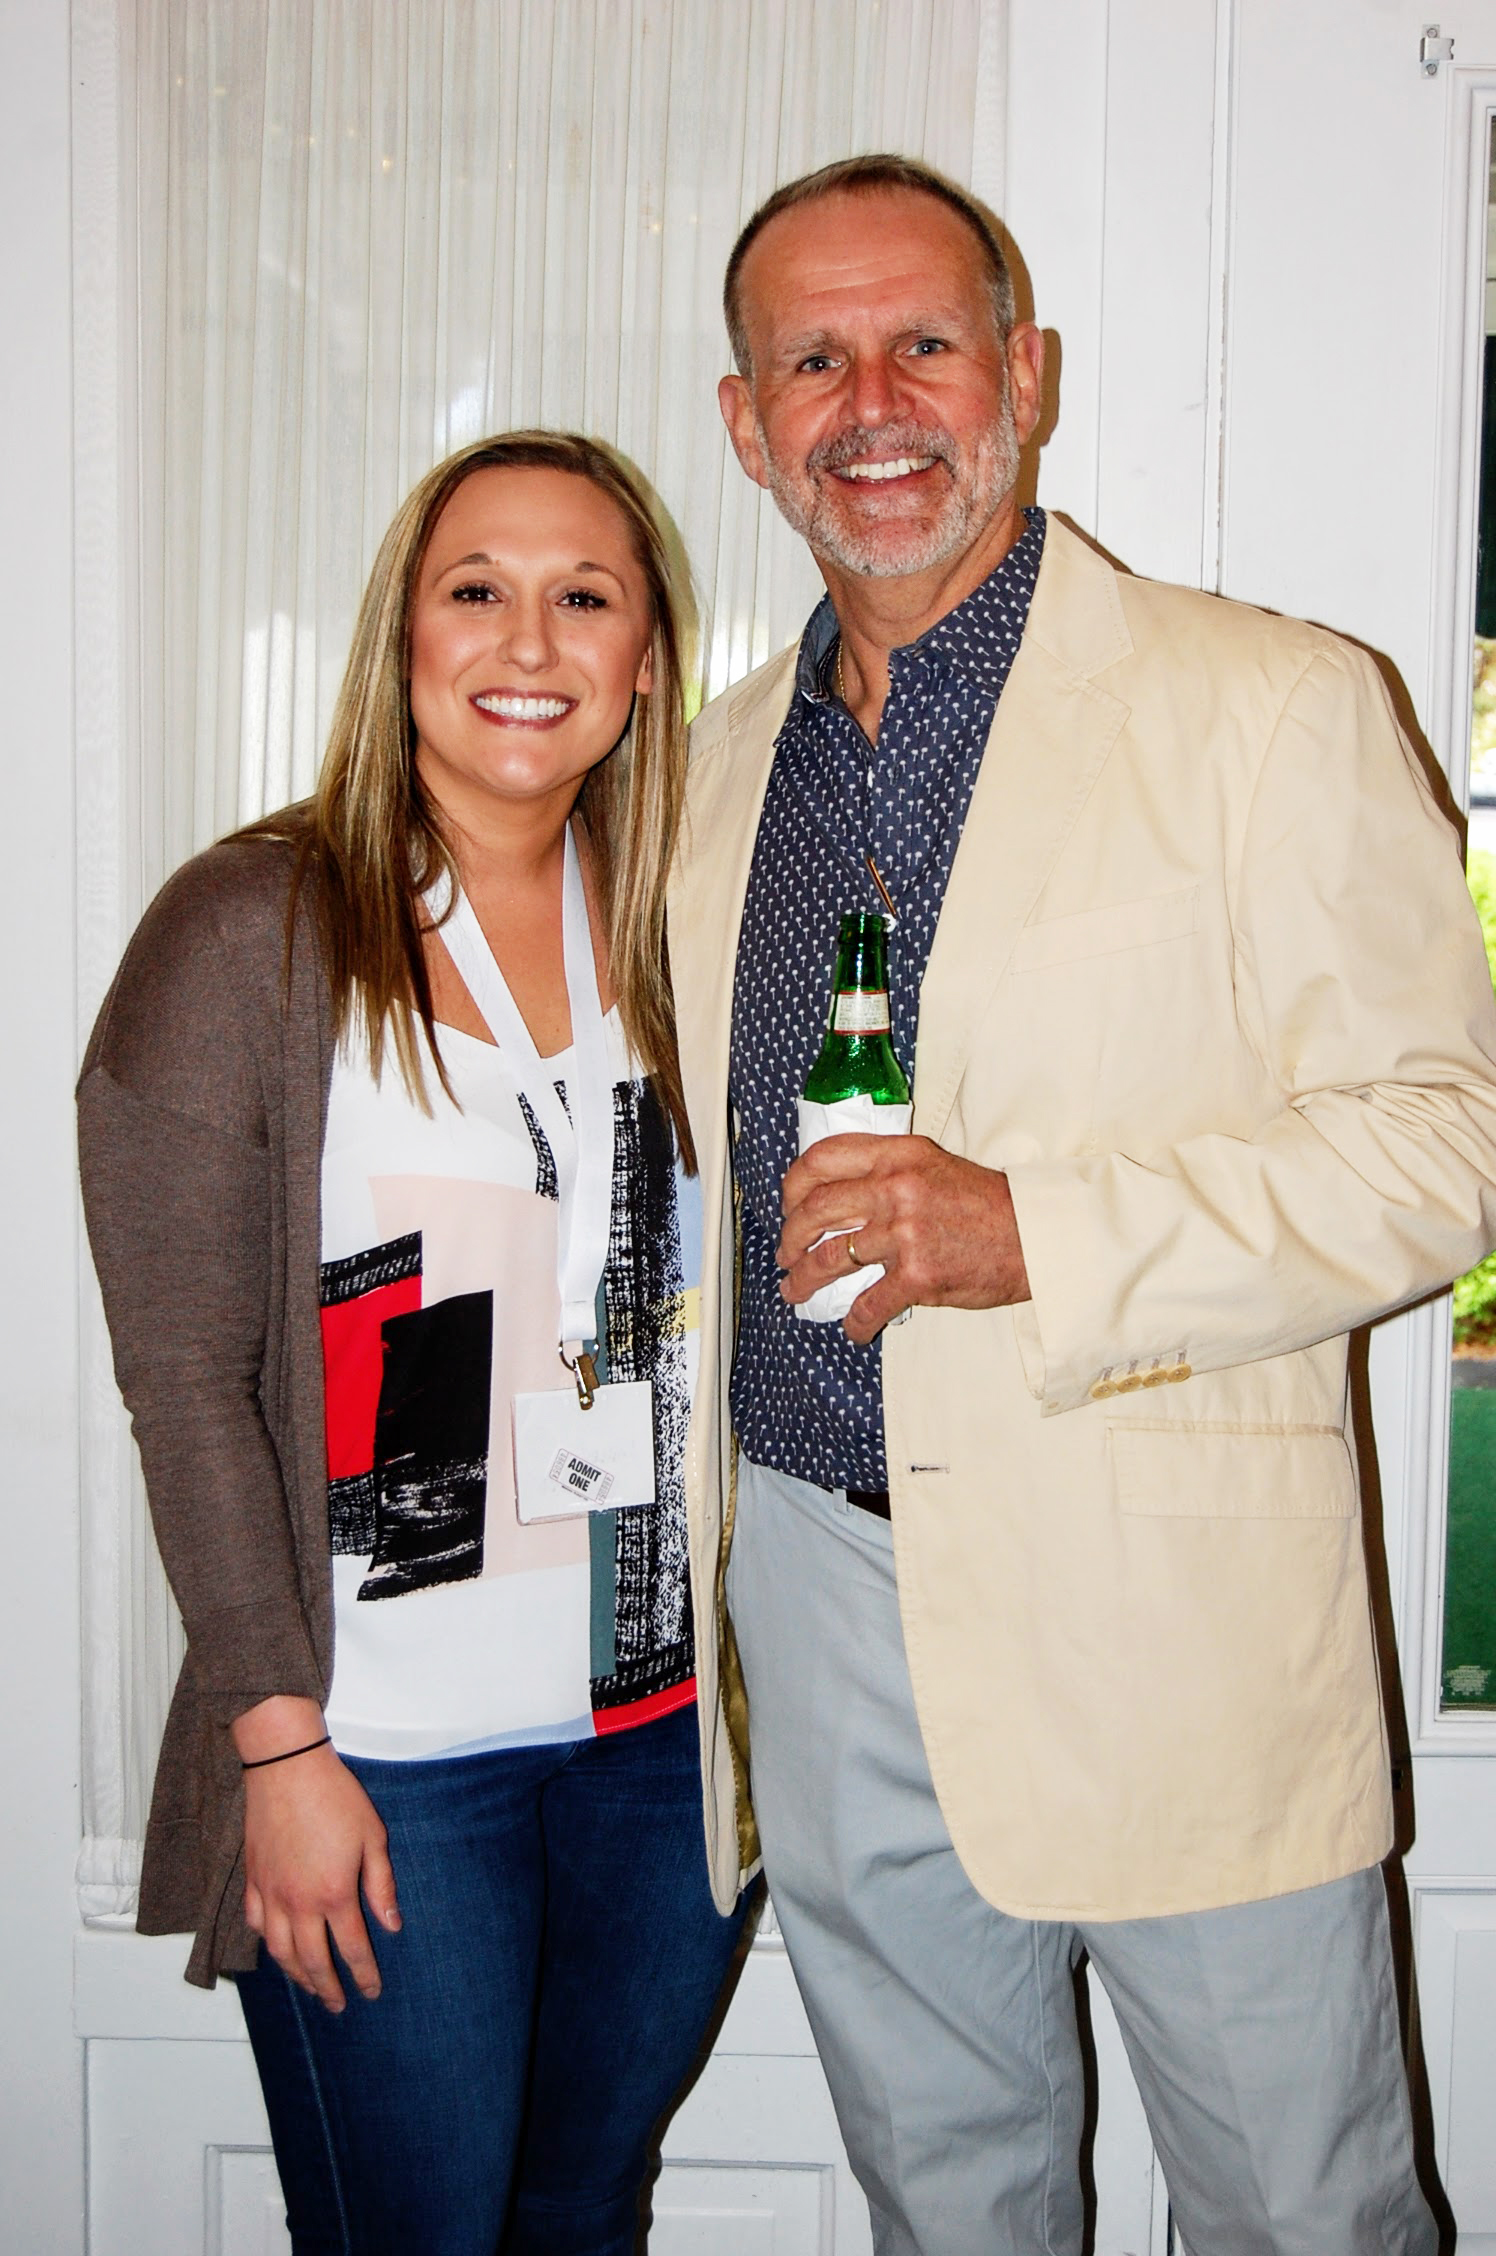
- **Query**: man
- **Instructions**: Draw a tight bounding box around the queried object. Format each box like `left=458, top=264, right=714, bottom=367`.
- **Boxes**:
left=668, top=154, right=1496, bottom=2253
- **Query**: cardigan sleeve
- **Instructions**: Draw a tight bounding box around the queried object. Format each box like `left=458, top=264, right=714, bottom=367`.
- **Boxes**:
left=78, top=850, right=325, bottom=1720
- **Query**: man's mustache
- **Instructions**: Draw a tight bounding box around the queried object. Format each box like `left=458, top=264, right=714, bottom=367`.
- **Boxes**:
left=805, top=422, right=957, bottom=476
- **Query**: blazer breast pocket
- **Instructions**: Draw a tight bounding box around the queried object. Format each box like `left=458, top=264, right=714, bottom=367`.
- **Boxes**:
left=1008, top=886, right=1199, bottom=975
left=1110, top=1423, right=1357, bottom=1519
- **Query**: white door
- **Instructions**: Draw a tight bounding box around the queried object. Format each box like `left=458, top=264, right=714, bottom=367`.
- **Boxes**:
left=1218, top=8, right=1496, bottom=2242
left=1010, top=2, right=1496, bottom=2243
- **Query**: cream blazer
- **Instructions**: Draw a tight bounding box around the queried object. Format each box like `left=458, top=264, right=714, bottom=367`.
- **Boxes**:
left=670, top=517, right=1496, bottom=1922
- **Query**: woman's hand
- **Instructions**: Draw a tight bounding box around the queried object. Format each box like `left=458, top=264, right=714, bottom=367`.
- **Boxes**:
left=233, top=1697, right=401, bottom=2013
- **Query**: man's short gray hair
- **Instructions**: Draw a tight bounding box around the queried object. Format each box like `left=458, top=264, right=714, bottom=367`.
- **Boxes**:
left=723, top=154, right=1016, bottom=378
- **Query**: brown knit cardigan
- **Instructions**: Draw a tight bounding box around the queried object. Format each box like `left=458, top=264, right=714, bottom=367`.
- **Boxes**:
left=78, top=835, right=337, bottom=1986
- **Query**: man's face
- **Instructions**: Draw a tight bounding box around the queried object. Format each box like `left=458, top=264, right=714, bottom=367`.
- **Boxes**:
left=720, top=190, right=1042, bottom=583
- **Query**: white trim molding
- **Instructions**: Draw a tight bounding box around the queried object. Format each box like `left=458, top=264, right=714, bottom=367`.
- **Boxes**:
left=1405, top=61, right=1496, bottom=1756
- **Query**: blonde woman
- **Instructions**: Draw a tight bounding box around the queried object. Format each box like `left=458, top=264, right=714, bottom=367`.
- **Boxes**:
left=80, top=433, right=745, bottom=2254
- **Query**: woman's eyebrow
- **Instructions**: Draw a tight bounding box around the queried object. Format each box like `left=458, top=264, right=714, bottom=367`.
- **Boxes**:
left=435, top=554, right=624, bottom=580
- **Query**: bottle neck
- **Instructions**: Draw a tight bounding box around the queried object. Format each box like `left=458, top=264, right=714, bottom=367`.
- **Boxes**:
left=832, top=913, right=890, bottom=1000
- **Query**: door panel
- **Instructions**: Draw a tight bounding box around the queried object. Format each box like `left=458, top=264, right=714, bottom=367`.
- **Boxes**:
left=1188, top=0, right=1496, bottom=2231
left=77, top=1932, right=873, bottom=2256
left=1414, top=1888, right=1496, bottom=2246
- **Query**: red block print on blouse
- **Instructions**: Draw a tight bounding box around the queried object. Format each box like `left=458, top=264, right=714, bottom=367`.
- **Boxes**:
left=320, top=1232, right=423, bottom=1484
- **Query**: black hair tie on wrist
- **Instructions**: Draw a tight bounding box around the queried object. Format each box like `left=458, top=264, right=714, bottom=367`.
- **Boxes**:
left=241, top=1734, right=332, bottom=1771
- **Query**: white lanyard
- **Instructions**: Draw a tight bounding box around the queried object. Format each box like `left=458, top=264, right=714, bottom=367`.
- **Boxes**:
left=425, top=827, right=615, bottom=1369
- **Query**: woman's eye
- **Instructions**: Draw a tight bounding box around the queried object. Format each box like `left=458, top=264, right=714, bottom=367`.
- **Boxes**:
left=560, top=588, right=608, bottom=610
left=451, top=581, right=497, bottom=604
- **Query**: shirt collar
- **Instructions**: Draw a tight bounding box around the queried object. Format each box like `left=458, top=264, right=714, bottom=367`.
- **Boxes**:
left=793, top=505, right=1046, bottom=708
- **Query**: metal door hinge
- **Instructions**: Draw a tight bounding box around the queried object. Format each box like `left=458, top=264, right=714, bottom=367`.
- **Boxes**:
left=1421, top=23, right=1454, bottom=75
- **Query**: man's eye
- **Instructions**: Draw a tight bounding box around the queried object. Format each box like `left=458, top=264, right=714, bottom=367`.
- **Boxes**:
left=451, top=581, right=497, bottom=604
left=798, top=354, right=836, bottom=374
left=560, top=588, right=608, bottom=610
left=910, top=337, right=947, bottom=357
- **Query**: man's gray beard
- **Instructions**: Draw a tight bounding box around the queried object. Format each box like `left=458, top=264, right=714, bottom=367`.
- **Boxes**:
left=756, top=391, right=1021, bottom=580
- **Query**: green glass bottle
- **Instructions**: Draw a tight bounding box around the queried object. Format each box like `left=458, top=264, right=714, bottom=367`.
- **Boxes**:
left=802, top=911, right=911, bottom=1107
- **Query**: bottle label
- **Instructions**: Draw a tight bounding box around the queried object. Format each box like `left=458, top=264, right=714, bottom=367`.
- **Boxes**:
left=833, top=989, right=891, bottom=1034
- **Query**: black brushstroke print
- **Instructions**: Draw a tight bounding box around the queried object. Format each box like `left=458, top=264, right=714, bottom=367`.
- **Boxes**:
left=320, top=1232, right=421, bottom=1305
left=359, top=1290, right=492, bottom=1600
left=590, top=1078, right=694, bottom=1711
left=516, top=1077, right=570, bottom=1204
left=329, top=1470, right=377, bottom=1558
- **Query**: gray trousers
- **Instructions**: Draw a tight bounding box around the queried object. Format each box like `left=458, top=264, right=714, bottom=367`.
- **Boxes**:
left=729, top=1458, right=1439, bottom=2256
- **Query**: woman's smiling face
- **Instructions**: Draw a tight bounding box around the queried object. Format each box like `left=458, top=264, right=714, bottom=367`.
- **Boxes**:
left=408, top=464, right=655, bottom=833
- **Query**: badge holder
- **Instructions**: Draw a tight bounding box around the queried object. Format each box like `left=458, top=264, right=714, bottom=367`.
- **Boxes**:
left=513, top=1348, right=656, bottom=1523
left=428, top=830, right=657, bottom=1526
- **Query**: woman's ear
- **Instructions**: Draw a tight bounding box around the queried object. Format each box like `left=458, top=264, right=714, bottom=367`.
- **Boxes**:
left=634, top=644, right=655, bottom=695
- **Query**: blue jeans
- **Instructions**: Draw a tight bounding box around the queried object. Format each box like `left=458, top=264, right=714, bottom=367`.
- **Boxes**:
left=234, top=1701, right=747, bottom=2256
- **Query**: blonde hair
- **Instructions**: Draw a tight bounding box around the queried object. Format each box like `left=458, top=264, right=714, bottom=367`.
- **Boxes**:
left=253, top=431, right=696, bottom=1169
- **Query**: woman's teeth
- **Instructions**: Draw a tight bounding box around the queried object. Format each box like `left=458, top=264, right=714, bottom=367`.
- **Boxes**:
left=474, top=694, right=572, bottom=719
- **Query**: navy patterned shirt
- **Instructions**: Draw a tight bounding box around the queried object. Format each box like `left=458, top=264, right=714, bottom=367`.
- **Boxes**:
left=729, top=508, right=1046, bottom=1490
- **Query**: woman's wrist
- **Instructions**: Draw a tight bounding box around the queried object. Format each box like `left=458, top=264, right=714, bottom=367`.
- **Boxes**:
left=231, top=1693, right=328, bottom=1767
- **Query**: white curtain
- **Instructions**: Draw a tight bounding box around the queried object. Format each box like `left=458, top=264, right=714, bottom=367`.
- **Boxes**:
left=79, top=0, right=1005, bottom=1922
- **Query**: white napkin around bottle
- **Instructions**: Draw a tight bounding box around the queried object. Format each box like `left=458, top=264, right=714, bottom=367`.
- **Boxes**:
left=793, top=1093, right=913, bottom=1323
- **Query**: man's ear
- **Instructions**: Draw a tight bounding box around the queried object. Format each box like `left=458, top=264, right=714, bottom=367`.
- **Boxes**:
left=1005, top=323, right=1045, bottom=451
left=719, top=373, right=770, bottom=490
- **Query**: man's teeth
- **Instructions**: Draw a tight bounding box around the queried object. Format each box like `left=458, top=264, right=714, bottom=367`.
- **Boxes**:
left=474, top=694, right=572, bottom=719
left=838, top=455, right=936, bottom=482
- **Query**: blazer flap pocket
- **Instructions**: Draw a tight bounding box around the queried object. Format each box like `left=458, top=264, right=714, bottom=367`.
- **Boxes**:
left=1009, top=886, right=1198, bottom=974
left=1111, top=1422, right=1356, bottom=1519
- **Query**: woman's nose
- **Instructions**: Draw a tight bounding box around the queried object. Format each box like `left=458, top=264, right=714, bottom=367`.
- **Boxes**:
left=494, top=597, right=556, bottom=672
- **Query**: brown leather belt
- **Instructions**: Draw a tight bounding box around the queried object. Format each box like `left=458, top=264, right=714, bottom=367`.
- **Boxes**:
left=845, top=1486, right=891, bottom=1519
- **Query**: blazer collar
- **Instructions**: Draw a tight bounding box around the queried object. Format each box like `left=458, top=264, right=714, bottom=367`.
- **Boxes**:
left=668, top=648, right=798, bottom=1196
left=1020, top=514, right=1134, bottom=681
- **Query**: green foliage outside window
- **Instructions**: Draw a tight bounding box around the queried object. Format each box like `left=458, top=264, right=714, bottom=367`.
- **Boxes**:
left=1454, top=847, right=1496, bottom=1348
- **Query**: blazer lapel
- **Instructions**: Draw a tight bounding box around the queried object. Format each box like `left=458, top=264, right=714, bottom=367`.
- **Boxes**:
left=914, top=523, right=1134, bottom=1147
left=669, top=651, right=797, bottom=1159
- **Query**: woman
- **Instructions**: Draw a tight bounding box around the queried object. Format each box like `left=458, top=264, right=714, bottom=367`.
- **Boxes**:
left=79, top=432, right=746, bottom=2254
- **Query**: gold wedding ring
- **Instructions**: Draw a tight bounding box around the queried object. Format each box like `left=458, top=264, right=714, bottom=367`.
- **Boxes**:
left=846, top=1236, right=861, bottom=1268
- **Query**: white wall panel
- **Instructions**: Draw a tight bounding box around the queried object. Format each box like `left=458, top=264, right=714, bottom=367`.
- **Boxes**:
left=1093, top=0, right=1223, bottom=587
left=652, top=2164, right=830, bottom=2254
left=1415, top=1887, right=1496, bottom=2243
left=1004, top=0, right=1110, bottom=534
left=79, top=1932, right=872, bottom=2256
left=1218, top=0, right=1448, bottom=671
left=1006, top=0, right=1223, bottom=589
left=0, top=0, right=87, bottom=2243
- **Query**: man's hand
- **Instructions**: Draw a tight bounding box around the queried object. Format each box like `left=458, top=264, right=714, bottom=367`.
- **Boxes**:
left=778, top=1133, right=1030, bottom=1345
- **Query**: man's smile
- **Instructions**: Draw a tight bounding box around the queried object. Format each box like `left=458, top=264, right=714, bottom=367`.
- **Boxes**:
left=834, top=454, right=938, bottom=484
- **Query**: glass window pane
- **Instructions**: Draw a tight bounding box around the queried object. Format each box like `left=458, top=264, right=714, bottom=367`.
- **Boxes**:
left=1443, top=126, right=1496, bottom=1713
